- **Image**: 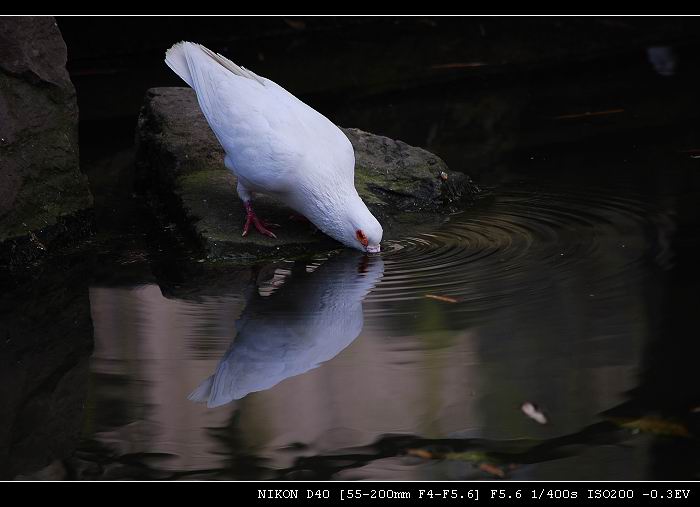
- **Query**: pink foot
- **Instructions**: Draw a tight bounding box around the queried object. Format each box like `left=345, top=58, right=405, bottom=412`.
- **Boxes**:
left=242, top=201, right=277, bottom=238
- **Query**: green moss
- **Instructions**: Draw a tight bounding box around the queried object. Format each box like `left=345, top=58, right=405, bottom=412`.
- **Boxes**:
left=174, top=168, right=337, bottom=261
left=0, top=95, right=91, bottom=242
left=1, top=167, right=92, bottom=241
left=353, top=167, right=389, bottom=206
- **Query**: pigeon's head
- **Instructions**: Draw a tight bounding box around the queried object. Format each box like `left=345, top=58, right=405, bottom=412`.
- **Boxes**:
left=344, top=200, right=383, bottom=254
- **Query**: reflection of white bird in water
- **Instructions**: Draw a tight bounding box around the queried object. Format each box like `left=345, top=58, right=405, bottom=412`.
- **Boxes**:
left=189, top=251, right=384, bottom=407
left=165, top=42, right=383, bottom=253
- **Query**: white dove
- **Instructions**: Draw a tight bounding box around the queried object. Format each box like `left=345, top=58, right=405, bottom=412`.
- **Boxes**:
left=165, top=42, right=383, bottom=253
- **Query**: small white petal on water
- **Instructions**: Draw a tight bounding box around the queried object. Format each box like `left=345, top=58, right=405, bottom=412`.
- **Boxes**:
left=521, top=401, right=548, bottom=424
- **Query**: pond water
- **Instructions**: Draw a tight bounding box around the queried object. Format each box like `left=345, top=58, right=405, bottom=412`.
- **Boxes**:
left=80, top=183, right=665, bottom=480
left=4, top=24, right=700, bottom=480
left=75, top=173, right=695, bottom=480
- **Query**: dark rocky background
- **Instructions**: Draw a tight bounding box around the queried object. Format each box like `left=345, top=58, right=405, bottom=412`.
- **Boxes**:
left=56, top=16, right=700, bottom=221
left=2, top=15, right=700, bottom=480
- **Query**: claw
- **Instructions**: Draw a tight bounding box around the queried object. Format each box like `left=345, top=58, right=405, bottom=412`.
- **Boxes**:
left=242, top=201, right=277, bottom=238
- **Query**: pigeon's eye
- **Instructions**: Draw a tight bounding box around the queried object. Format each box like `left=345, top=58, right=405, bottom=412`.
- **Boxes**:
left=356, top=229, right=369, bottom=247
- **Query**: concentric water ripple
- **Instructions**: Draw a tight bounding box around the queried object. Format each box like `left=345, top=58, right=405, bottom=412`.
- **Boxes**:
left=366, top=184, right=671, bottom=320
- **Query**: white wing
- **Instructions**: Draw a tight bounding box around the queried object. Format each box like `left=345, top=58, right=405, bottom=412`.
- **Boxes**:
left=165, top=42, right=355, bottom=196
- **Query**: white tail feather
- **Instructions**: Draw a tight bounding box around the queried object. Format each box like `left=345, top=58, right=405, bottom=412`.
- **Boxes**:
left=164, top=41, right=194, bottom=87
left=165, top=41, right=266, bottom=88
left=197, top=44, right=266, bottom=85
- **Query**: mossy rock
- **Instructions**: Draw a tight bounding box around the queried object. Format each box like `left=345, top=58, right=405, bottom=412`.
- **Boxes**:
left=0, top=17, right=93, bottom=267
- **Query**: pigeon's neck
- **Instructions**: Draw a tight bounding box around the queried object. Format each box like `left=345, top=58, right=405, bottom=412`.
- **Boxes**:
left=294, top=187, right=368, bottom=244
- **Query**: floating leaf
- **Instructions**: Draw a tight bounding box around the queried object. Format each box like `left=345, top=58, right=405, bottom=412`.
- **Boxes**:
left=445, top=451, right=491, bottom=463
left=479, top=463, right=506, bottom=478
left=608, top=416, right=691, bottom=437
left=431, top=62, right=487, bottom=70
left=425, top=294, right=460, bottom=303
left=406, top=448, right=435, bottom=459
left=283, top=19, right=306, bottom=30
left=408, top=449, right=506, bottom=477
left=553, top=108, right=625, bottom=120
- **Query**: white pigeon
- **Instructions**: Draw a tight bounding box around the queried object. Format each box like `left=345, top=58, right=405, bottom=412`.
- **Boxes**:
left=165, top=42, right=383, bottom=253
left=189, top=250, right=385, bottom=407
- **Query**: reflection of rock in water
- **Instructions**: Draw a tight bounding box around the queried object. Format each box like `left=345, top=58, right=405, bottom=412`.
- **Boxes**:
left=0, top=257, right=93, bottom=479
left=87, top=282, right=240, bottom=473
left=608, top=210, right=700, bottom=479
left=190, top=251, right=385, bottom=407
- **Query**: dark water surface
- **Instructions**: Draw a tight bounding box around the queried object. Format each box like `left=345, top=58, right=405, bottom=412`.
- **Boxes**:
left=5, top=20, right=700, bottom=480
left=78, top=179, right=692, bottom=480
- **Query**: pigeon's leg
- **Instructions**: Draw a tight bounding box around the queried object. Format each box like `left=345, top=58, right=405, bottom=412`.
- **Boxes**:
left=243, top=201, right=277, bottom=238
left=237, top=182, right=277, bottom=239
